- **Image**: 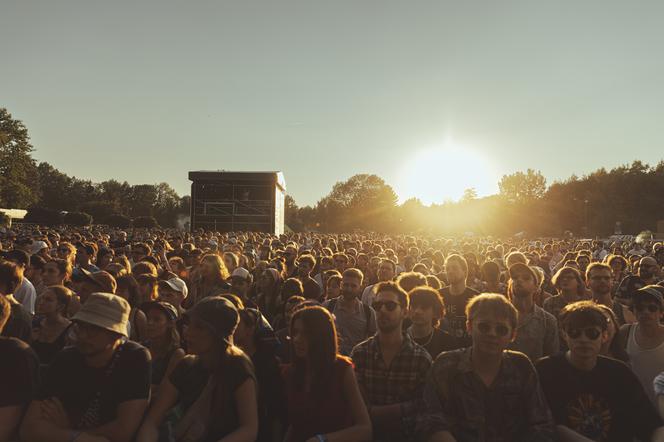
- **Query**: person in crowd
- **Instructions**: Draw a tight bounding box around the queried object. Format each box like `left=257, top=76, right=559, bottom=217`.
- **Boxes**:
left=480, top=260, right=505, bottom=294
left=73, top=269, right=117, bottom=305
left=256, top=267, right=283, bottom=322
left=96, top=247, right=115, bottom=271
left=313, top=255, right=334, bottom=288
left=42, top=258, right=73, bottom=288
left=21, top=292, right=151, bottom=442
left=352, top=281, right=432, bottom=441
left=415, top=293, right=555, bottom=442
left=619, top=285, right=664, bottom=406
left=407, top=286, right=459, bottom=358
left=596, top=304, right=630, bottom=363
left=0, top=294, right=40, bottom=442
left=234, top=306, right=288, bottom=442
left=157, top=276, right=188, bottom=315
left=116, top=274, right=148, bottom=341
left=75, top=242, right=100, bottom=273
left=537, top=301, right=664, bottom=442
left=361, top=258, right=397, bottom=306
left=0, top=260, right=32, bottom=342
left=585, top=262, right=629, bottom=326
left=230, top=266, right=254, bottom=305
left=26, top=254, right=48, bottom=297
left=325, top=273, right=342, bottom=301
left=4, top=249, right=37, bottom=314
left=137, top=296, right=258, bottom=442
left=31, top=285, right=73, bottom=365
left=185, top=253, right=231, bottom=307
left=396, top=271, right=428, bottom=294
left=56, top=242, right=77, bottom=266
left=274, top=296, right=307, bottom=363
left=616, top=256, right=660, bottom=305
left=223, top=251, right=240, bottom=275
left=607, top=254, right=629, bottom=293
left=323, top=268, right=377, bottom=356
left=141, top=301, right=184, bottom=395
left=507, top=263, right=560, bottom=361
left=284, top=306, right=372, bottom=442
left=280, top=277, right=304, bottom=303
left=295, top=254, right=322, bottom=302
left=544, top=267, right=588, bottom=320
left=439, top=254, right=479, bottom=347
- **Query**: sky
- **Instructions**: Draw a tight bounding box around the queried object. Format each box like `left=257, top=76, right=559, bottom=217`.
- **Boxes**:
left=2, top=1, right=664, bottom=206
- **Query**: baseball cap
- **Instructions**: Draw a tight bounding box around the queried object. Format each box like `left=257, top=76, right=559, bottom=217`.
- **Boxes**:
left=231, top=267, right=251, bottom=281
left=78, top=269, right=118, bottom=294
left=158, top=277, right=188, bottom=298
left=31, top=240, right=49, bottom=254
left=185, top=296, right=239, bottom=340
left=635, top=285, right=664, bottom=306
left=72, top=292, right=129, bottom=337
left=508, top=262, right=538, bottom=283
left=142, top=300, right=179, bottom=321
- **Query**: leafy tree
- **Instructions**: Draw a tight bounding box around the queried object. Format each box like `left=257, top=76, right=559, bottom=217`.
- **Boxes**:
left=0, top=108, right=40, bottom=208
left=498, top=169, right=546, bottom=203
left=36, top=162, right=74, bottom=210
left=24, top=207, right=64, bottom=226
left=133, top=216, right=159, bottom=228
left=461, top=188, right=478, bottom=202
left=0, top=211, right=10, bottom=228
left=105, top=214, right=132, bottom=228
left=64, top=211, right=92, bottom=226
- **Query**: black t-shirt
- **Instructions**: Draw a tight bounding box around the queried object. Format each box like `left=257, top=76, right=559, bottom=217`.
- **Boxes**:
left=1, top=302, right=32, bottom=343
left=439, top=286, right=479, bottom=346
left=170, top=351, right=256, bottom=442
left=411, top=327, right=460, bottom=360
left=252, top=348, right=288, bottom=442
left=0, top=337, right=40, bottom=407
left=536, top=353, right=662, bottom=442
left=39, top=340, right=151, bottom=429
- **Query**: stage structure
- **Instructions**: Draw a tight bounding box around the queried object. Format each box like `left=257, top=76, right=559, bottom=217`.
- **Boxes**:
left=188, top=171, right=286, bottom=234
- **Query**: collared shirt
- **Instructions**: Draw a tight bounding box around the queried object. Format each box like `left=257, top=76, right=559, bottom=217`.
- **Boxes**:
left=415, top=347, right=555, bottom=442
left=509, top=304, right=559, bottom=362
left=352, top=333, right=432, bottom=442
left=14, top=277, right=36, bottom=315
left=324, top=297, right=376, bottom=356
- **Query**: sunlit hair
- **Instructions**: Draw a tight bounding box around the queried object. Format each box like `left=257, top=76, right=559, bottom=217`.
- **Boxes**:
left=480, top=261, right=501, bottom=284
left=409, top=286, right=445, bottom=326
left=505, top=251, right=528, bottom=268
left=465, top=293, right=518, bottom=330
left=552, top=266, right=585, bottom=295
left=586, top=262, right=612, bottom=280
left=0, top=295, right=10, bottom=331
left=289, top=306, right=343, bottom=398
left=116, top=274, right=141, bottom=307
left=425, top=275, right=442, bottom=290
left=342, top=267, right=364, bottom=284
left=220, top=293, right=245, bottom=310
left=559, top=301, right=608, bottom=331
left=607, top=254, right=628, bottom=271
left=445, top=254, right=468, bottom=275
left=281, top=277, right=304, bottom=301
left=326, top=274, right=342, bottom=289
left=132, top=261, right=158, bottom=277
left=0, top=261, right=23, bottom=295
left=46, top=258, right=73, bottom=283
left=202, top=253, right=230, bottom=281
left=223, top=251, right=239, bottom=272
left=375, top=281, right=409, bottom=308
left=396, top=271, right=427, bottom=293
left=45, top=285, right=73, bottom=313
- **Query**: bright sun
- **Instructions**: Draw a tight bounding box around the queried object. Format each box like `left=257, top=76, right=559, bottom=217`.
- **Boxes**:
left=396, top=146, right=498, bottom=205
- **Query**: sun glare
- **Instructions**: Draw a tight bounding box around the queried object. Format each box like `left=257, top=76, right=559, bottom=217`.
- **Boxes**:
left=396, top=145, right=498, bottom=205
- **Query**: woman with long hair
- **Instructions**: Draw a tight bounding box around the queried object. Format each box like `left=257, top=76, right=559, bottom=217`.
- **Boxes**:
left=283, top=306, right=371, bottom=442
left=31, top=285, right=73, bottom=365
left=185, top=254, right=231, bottom=308
left=256, top=268, right=283, bottom=323
left=137, top=296, right=258, bottom=442
left=141, top=301, right=185, bottom=396
left=116, top=274, right=148, bottom=341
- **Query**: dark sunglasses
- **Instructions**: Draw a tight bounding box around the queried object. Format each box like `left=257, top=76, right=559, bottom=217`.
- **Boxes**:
left=635, top=304, right=660, bottom=313
left=476, top=322, right=511, bottom=337
left=566, top=327, right=601, bottom=340
left=372, top=301, right=399, bottom=312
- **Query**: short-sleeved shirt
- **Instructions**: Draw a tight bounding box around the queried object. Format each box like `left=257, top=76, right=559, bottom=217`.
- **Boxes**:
left=170, top=352, right=256, bottom=442
left=508, top=305, right=559, bottom=362
left=411, top=327, right=461, bottom=359
left=0, top=337, right=40, bottom=407
left=38, top=340, right=151, bottom=429
left=537, top=353, right=662, bottom=442
left=439, top=286, right=479, bottom=346
left=415, top=348, right=555, bottom=442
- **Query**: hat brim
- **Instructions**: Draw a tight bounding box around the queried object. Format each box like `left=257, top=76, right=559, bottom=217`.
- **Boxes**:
left=72, top=311, right=128, bottom=337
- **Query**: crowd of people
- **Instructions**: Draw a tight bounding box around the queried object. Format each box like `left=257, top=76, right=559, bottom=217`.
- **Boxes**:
left=1, top=225, right=664, bottom=442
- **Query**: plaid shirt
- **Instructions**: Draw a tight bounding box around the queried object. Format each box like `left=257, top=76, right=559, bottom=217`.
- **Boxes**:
left=351, top=333, right=432, bottom=442
left=414, top=347, right=555, bottom=442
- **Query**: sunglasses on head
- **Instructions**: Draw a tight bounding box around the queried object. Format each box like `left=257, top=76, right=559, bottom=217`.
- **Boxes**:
left=476, top=322, right=511, bottom=337
left=566, top=327, right=601, bottom=340
left=372, top=300, right=399, bottom=312
left=635, top=304, right=660, bottom=313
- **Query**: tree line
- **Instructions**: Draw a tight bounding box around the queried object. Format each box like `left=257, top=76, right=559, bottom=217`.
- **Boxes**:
left=0, top=108, right=189, bottom=228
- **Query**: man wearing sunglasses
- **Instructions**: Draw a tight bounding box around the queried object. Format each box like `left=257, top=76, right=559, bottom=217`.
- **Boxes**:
left=537, top=301, right=664, bottom=442
left=416, top=293, right=555, bottom=442
left=352, top=282, right=432, bottom=442
left=620, top=285, right=664, bottom=407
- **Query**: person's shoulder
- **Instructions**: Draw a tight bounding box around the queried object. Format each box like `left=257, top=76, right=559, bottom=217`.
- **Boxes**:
left=504, top=349, right=536, bottom=370
left=595, top=354, right=632, bottom=375
left=537, top=306, right=558, bottom=323
left=0, top=336, right=38, bottom=360
left=10, top=302, right=31, bottom=318
left=350, top=335, right=374, bottom=357
left=465, top=287, right=480, bottom=296
left=535, top=352, right=566, bottom=371
left=335, top=354, right=353, bottom=369
left=432, top=347, right=467, bottom=370
left=120, top=340, right=151, bottom=363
